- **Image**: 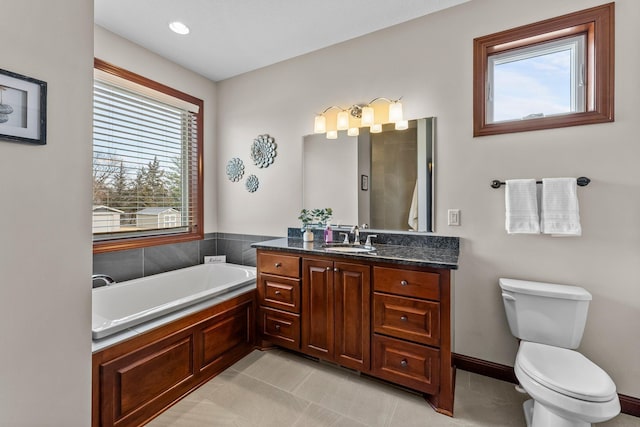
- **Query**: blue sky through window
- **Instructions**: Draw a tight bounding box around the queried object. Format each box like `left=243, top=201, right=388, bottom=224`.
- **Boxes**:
left=493, top=49, right=572, bottom=122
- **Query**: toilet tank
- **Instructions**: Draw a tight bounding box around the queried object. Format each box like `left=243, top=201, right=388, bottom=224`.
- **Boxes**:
left=499, top=278, right=592, bottom=349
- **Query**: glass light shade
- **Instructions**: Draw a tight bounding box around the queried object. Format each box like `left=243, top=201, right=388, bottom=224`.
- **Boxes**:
left=347, top=127, right=360, bottom=136
left=370, top=124, right=382, bottom=133
left=395, top=120, right=409, bottom=130
left=326, top=130, right=338, bottom=139
left=389, top=101, right=403, bottom=122
left=314, top=115, right=326, bottom=133
left=361, top=106, right=375, bottom=126
left=337, top=111, right=349, bottom=130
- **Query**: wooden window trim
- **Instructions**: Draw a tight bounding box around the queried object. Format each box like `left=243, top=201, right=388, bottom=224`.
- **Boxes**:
left=93, top=58, right=204, bottom=254
left=473, top=3, right=614, bottom=137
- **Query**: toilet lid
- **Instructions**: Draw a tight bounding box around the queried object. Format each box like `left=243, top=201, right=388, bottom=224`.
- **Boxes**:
left=517, top=342, right=617, bottom=402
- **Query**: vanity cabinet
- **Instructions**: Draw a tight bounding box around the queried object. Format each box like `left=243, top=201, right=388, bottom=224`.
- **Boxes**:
left=255, top=249, right=454, bottom=416
left=256, top=252, right=301, bottom=350
left=302, top=256, right=371, bottom=371
left=372, top=265, right=453, bottom=415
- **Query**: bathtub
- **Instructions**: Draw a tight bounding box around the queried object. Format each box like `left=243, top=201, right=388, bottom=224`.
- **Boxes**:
left=92, top=263, right=256, bottom=339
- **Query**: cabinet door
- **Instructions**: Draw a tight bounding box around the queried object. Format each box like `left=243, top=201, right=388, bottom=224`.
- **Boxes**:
left=302, top=258, right=334, bottom=359
left=99, top=330, right=195, bottom=427
left=334, top=262, right=371, bottom=371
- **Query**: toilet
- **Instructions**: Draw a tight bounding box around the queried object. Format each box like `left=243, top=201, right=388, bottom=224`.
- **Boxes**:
left=499, top=278, right=620, bottom=427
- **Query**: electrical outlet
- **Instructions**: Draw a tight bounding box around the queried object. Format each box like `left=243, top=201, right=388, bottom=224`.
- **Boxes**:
left=204, top=255, right=227, bottom=264
left=448, top=209, right=461, bottom=226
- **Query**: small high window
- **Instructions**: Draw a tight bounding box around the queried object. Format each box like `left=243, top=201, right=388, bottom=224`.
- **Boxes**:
left=473, top=3, right=614, bottom=136
left=92, top=59, right=203, bottom=253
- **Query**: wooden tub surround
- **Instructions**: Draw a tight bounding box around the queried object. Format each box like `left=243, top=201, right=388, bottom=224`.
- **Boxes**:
left=92, top=291, right=255, bottom=427
left=255, top=245, right=457, bottom=416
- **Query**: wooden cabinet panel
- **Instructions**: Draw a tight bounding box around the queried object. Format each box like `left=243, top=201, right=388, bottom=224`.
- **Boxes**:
left=93, top=291, right=255, bottom=427
left=373, top=267, right=440, bottom=301
left=372, top=334, right=440, bottom=395
left=258, top=306, right=300, bottom=350
left=258, top=252, right=300, bottom=278
left=100, top=332, right=195, bottom=427
left=373, top=293, right=440, bottom=346
left=301, top=258, right=334, bottom=359
left=256, top=250, right=455, bottom=416
left=199, top=302, right=252, bottom=373
left=334, top=262, right=371, bottom=371
left=257, top=273, right=300, bottom=313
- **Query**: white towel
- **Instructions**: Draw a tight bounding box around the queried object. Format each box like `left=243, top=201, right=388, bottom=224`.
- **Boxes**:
left=505, top=179, right=540, bottom=234
left=408, top=181, right=418, bottom=231
left=541, top=178, right=581, bottom=236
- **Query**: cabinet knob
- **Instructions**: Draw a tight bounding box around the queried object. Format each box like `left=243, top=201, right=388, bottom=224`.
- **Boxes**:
left=400, top=359, right=408, bottom=368
left=326, top=266, right=331, bottom=271
left=275, top=262, right=282, bottom=268
left=400, top=280, right=408, bottom=287
left=334, top=267, right=339, bottom=272
left=274, top=290, right=281, bottom=295
left=275, top=324, right=281, bottom=330
left=400, top=315, right=408, bottom=322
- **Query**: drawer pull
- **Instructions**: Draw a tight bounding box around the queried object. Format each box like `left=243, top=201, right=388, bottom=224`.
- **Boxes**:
left=274, top=262, right=282, bottom=268
left=400, top=315, right=408, bottom=322
left=400, top=280, right=408, bottom=286
left=275, top=324, right=281, bottom=330
left=400, top=359, right=408, bottom=368
left=274, top=290, right=281, bottom=295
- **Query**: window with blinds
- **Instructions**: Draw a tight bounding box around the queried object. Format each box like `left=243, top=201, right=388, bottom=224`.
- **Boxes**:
left=92, top=59, right=203, bottom=252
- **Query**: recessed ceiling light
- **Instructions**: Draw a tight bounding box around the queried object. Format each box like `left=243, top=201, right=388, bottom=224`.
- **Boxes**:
left=169, top=21, right=190, bottom=35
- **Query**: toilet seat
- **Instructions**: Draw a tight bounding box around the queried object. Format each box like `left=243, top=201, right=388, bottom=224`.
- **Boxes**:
left=517, top=341, right=617, bottom=402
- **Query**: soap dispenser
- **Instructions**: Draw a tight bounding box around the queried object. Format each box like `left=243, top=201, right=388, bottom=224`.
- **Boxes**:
left=324, top=224, right=333, bottom=243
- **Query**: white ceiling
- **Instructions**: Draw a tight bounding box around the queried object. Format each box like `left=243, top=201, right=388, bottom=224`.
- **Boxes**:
left=94, top=0, right=470, bottom=82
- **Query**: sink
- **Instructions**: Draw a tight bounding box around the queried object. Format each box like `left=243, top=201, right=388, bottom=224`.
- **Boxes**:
left=323, top=245, right=376, bottom=253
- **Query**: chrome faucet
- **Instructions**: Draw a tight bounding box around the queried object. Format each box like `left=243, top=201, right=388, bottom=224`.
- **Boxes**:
left=92, top=274, right=116, bottom=288
left=364, top=234, right=378, bottom=249
left=350, top=225, right=360, bottom=245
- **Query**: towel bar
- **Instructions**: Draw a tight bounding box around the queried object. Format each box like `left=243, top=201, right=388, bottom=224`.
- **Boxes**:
left=490, top=177, right=590, bottom=189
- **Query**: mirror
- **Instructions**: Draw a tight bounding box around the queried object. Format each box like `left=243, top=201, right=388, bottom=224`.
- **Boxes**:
left=303, top=117, right=435, bottom=232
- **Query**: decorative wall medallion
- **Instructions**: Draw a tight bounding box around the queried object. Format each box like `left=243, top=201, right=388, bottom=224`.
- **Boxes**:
left=245, top=174, right=259, bottom=193
left=250, top=134, right=277, bottom=168
left=226, top=157, right=245, bottom=182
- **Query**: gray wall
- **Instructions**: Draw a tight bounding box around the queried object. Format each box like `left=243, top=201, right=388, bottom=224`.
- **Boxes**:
left=0, top=1, right=93, bottom=425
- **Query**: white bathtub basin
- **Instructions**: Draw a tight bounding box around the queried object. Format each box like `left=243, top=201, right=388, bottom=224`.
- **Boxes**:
left=92, top=263, right=256, bottom=339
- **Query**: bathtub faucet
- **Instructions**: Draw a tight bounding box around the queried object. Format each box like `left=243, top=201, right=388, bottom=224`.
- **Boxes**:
left=92, top=274, right=116, bottom=288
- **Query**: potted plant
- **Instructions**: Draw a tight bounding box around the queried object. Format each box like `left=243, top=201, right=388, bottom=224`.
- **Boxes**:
left=312, top=208, right=333, bottom=227
left=299, top=208, right=333, bottom=242
left=298, top=209, right=315, bottom=242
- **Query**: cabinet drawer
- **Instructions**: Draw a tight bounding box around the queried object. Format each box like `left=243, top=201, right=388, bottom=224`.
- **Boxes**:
left=258, top=252, right=300, bottom=278
left=258, top=274, right=301, bottom=313
left=258, top=307, right=300, bottom=350
left=373, top=293, right=440, bottom=346
left=373, top=267, right=440, bottom=300
left=372, top=334, right=440, bottom=395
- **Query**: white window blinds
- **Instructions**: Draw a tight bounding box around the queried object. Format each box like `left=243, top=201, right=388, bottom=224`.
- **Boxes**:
left=92, top=78, right=199, bottom=241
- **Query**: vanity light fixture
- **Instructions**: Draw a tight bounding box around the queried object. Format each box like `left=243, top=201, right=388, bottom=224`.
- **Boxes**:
left=169, top=21, right=190, bottom=35
left=313, top=97, right=405, bottom=139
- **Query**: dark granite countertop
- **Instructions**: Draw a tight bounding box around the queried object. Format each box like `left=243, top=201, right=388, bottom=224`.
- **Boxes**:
left=251, top=237, right=459, bottom=270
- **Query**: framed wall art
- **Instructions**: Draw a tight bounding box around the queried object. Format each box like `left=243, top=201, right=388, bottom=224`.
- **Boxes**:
left=0, top=68, right=47, bottom=145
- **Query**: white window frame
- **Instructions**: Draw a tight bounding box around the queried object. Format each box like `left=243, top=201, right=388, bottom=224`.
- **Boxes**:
left=487, top=34, right=586, bottom=124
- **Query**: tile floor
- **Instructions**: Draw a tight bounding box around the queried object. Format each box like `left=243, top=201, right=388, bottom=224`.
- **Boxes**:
left=148, top=349, right=639, bottom=427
